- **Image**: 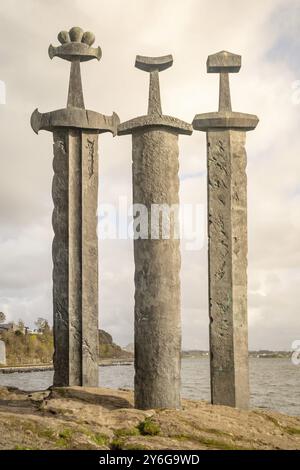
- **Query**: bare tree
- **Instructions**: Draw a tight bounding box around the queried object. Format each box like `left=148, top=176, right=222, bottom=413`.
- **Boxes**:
left=35, top=318, right=50, bottom=334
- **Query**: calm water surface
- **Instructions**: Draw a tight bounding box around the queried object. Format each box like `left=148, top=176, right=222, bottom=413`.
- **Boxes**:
left=0, top=358, right=299, bottom=416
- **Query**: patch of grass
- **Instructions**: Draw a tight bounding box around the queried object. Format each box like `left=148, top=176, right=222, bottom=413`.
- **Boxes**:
left=78, top=427, right=110, bottom=447
left=110, top=438, right=148, bottom=451
left=253, top=412, right=281, bottom=428
left=54, top=387, right=67, bottom=398
left=195, top=436, right=252, bottom=450
left=90, top=433, right=110, bottom=447
left=124, top=443, right=149, bottom=450
left=138, top=418, right=160, bottom=436
left=202, top=427, right=232, bottom=437
left=174, top=434, right=251, bottom=450
left=56, top=428, right=75, bottom=448
left=37, top=428, right=56, bottom=440
left=173, top=434, right=190, bottom=442
left=110, top=428, right=142, bottom=450
left=178, top=416, right=232, bottom=438
left=10, top=419, right=57, bottom=444
left=197, top=437, right=245, bottom=450
left=14, top=445, right=36, bottom=450
left=110, top=438, right=124, bottom=450
left=114, top=427, right=140, bottom=438
left=255, top=412, right=300, bottom=437
left=59, top=428, right=73, bottom=440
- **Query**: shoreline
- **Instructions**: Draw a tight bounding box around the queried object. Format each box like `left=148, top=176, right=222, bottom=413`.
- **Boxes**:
left=0, top=359, right=134, bottom=374
left=0, top=356, right=291, bottom=374
left=0, top=364, right=53, bottom=374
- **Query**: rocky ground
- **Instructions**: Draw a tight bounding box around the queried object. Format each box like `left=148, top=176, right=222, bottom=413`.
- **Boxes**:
left=0, top=386, right=299, bottom=450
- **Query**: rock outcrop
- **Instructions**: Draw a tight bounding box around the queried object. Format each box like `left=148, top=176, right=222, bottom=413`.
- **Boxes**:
left=98, top=330, right=133, bottom=361
left=0, top=386, right=299, bottom=450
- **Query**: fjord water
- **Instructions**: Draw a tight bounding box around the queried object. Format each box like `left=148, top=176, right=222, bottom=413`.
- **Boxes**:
left=0, top=358, right=299, bottom=416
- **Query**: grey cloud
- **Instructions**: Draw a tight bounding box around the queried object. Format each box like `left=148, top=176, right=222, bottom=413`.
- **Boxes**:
left=0, top=0, right=299, bottom=351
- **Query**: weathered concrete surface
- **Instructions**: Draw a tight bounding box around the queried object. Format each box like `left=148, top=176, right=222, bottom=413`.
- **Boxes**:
left=133, top=129, right=181, bottom=410
left=193, top=51, right=258, bottom=409
left=0, top=341, right=6, bottom=365
left=118, top=55, right=192, bottom=410
left=0, top=386, right=299, bottom=450
left=31, top=27, right=119, bottom=387
left=52, top=129, right=99, bottom=387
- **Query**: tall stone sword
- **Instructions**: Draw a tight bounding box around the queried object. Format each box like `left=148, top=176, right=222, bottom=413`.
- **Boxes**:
left=118, top=55, right=193, bottom=410
left=31, top=27, right=119, bottom=387
left=193, top=51, right=259, bottom=409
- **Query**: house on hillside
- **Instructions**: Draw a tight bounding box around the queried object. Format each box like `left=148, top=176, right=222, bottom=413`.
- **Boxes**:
left=0, top=322, right=15, bottom=332
left=0, top=323, right=25, bottom=334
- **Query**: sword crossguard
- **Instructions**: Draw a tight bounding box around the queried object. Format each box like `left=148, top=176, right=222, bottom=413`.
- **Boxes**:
left=207, top=51, right=241, bottom=112
left=135, top=55, right=173, bottom=116
left=31, top=108, right=120, bottom=136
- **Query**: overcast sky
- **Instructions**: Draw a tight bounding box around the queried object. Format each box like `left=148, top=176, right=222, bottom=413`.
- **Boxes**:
left=0, top=0, right=299, bottom=350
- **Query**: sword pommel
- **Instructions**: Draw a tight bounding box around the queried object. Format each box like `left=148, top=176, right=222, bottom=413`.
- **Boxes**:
left=49, top=27, right=102, bottom=62
left=193, top=51, right=259, bottom=131
left=206, top=51, right=241, bottom=112
left=207, top=50, right=241, bottom=73
left=32, top=27, right=120, bottom=138
left=135, top=55, right=173, bottom=72
left=135, top=54, right=173, bottom=116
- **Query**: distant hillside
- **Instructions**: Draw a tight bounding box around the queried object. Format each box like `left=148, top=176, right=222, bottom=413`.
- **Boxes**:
left=0, top=325, right=133, bottom=366
left=0, top=322, right=289, bottom=367
left=124, top=343, right=134, bottom=354
left=182, top=350, right=208, bottom=358
left=98, top=330, right=133, bottom=360
left=0, top=327, right=53, bottom=366
left=182, top=350, right=291, bottom=359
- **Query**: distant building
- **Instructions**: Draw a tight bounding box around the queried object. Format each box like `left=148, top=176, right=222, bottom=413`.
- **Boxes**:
left=26, top=329, right=42, bottom=335
left=0, top=322, right=16, bottom=332
left=0, top=322, right=25, bottom=334
left=124, top=343, right=134, bottom=354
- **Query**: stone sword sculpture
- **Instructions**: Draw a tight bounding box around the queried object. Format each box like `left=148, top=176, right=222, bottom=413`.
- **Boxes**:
left=118, top=55, right=193, bottom=410
left=31, top=27, right=119, bottom=387
left=193, top=51, right=259, bottom=409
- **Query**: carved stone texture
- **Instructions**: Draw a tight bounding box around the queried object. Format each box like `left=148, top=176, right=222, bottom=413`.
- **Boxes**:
left=52, top=131, right=69, bottom=386
left=193, top=51, right=258, bottom=410
left=81, top=132, right=99, bottom=386
left=133, top=129, right=181, bottom=410
left=52, top=130, right=99, bottom=387
left=118, top=55, right=193, bottom=410
left=207, top=130, right=248, bottom=409
left=31, top=27, right=119, bottom=387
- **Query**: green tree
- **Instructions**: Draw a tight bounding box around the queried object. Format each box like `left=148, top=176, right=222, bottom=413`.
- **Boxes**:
left=17, top=319, right=25, bottom=333
left=35, top=318, right=50, bottom=334
left=0, top=312, right=6, bottom=324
